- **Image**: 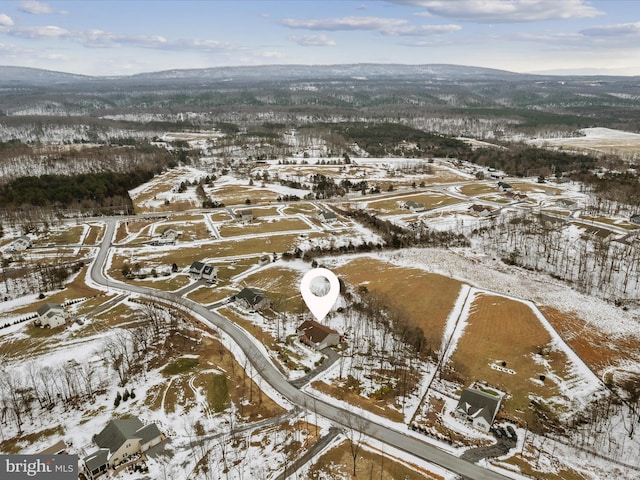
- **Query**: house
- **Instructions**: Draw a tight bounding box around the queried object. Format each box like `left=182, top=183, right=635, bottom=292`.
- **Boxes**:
left=318, top=211, right=338, bottom=223
left=234, top=287, right=270, bottom=311
left=258, top=256, right=270, bottom=266
left=630, top=214, right=640, bottom=226
left=202, top=264, right=217, bottom=282
left=36, top=303, right=66, bottom=328
left=469, top=204, right=494, bottom=217
left=189, top=261, right=206, bottom=278
left=83, top=417, right=165, bottom=477
left=405, top=200, right=426, bottom=213
left=556, top=199, right=578, bottom=210
left=297, top=319, right=342, bottom=350
left=455, top=386, right=502, bottom=432
left=237, top=209, right=253, bottom=223
left=83, top=448, right=109, bottom=479
left=497, top=181, right=512, bottom=192
left=9, top=235, right=32, bottom=251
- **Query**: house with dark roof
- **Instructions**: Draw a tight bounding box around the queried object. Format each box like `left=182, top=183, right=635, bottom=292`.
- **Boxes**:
left=237, top=209, right=253, bottom=223
left=82, top=417, right=165, bottom=477
left=556, top=198, right=578, bottom=210
left=317, top=211, right=338, bottom=223
left=83, top=448, right=109, bottom=479
left=234, top=287, right=270, bottom=311
left=631, top=214, right=640, bottom=226
left=297, top=319, right=342, bottom=350
left=497, top=181, right=512, bottom=192
left=38, top=439, right=67, bottom=455
left=202, top=264, right=217, bottom=282
left=405, top=200, right=426, bottom=213
left=189, top=261, right=206, bottom=278
left=36, top=303, right=66, bottom=328
left=455, top=386, right=502, bottom=432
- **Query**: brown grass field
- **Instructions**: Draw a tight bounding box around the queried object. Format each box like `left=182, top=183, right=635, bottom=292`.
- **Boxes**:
left=209, top=211, right=233, bottom=222
left=210, top=185, right=279, bottom=206
left=241, top=266, right=305, bottom=314
left=499, top=453, right=588, bottom=480
left=152, top=221, right=213, bottom=242
left=243, top=206, right=281, bottom=217
left=84, top=224, right=105, bottom=245
left=219, top=218, right=311, bottom=238
left=33, top=225, right=85, bottom=246
left=335, top=257, right=462, bottom=348
left=131, top=275, right=191, bottom=292
left=282, top=203, right=320, bottom=215
left=448, top=294, right=567, bottom=417
left=459, top=183, right=497, bottom=196
left=186, top=285, right=235, bottom=304
left=540, top=306, right=640, bottom=374
left=307, top=440, right=444, bottom=480
left=365, top=193, right=461, bottom=215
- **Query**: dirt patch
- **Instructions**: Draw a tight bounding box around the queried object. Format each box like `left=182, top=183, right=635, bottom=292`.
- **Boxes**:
left=219, top=218, right=311, bottom=238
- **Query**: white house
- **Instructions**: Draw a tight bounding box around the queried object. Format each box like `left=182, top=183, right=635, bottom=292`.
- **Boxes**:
left=317, top=211, right=338, bottom=223
left=9, top=235, right=32, bottom=252
left=83, top=417, right=165, bottom=479
left=36, top=303, right=67, bottom=328
left=455, top=386, right=502, bottom=432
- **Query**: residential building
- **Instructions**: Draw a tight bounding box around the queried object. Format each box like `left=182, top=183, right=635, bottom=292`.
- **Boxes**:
left=297, top=319, right=342, bottom=350
left=234, top=287, right=270, bottom=311
left=9, top=235, right=32, bottom=251
left=405, top=200, right=426, bottom=213
left=82, top=417, right=165, bottom=479
left=36, top=303, right=67, bottom=328
left=455, top=386, right=502, bottom=432
left=318, top=211, right=338, bottom=223
left=237, top=209, right=253, bottom=223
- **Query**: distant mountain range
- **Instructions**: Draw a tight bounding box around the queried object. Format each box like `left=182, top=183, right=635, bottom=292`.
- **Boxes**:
left=3, top=63, right=633, bottom=88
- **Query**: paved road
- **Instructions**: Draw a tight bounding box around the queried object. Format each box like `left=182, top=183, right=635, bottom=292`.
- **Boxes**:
left=90, top=219, right=512, bottom=480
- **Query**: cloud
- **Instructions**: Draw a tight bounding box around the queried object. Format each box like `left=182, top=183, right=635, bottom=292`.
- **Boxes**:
left=288, top=34, right=336, bottom=46
left=19, top=0, right=67, bottom=15
left=389, top=0, right=604, bottom=22
left=281, top=16, right=407, bottom=32
left=580, top=22, right=640, bottom=37
left=9, top=25, right=69, bottom=38
left=0, top=14, right=14, bottom=26
left=280, top=15, right=460, bottom=36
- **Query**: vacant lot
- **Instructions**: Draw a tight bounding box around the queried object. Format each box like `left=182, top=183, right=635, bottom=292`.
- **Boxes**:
left=365, top=192, right=461, bottom=215
left=219, top=218, right=311, bottom=238
left=336, top=257, right=462, bottom=349
left=209, top=185, right=279, bottom=206
left=448, top=294, right=566, bottom=417
left=307, top=440, right=443, bottom=480
left=242, top=266, right=305, bottom=313
left=459, top=183, right=496, bottom=196
left=540, top=306, right=640, bottom=374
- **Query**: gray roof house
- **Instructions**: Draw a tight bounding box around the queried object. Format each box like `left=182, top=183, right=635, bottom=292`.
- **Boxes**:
left=318, top=211, right=338, bottom=223
left=189, top=261, right=206, bottom=277
left=36, top=303, right=66, bottom=328
left=234, top=287, right=270, bottom=311
left=630, top=214, right=640, bottom=226
left=83, top=448, right=109, bottom=479
left=455, top=387, right=502, bottom=432
left=85, top=417, right=165, bottom=474
left=10, top=235, right=32, bottom=251
left=405, top=200, right=426, bottom=213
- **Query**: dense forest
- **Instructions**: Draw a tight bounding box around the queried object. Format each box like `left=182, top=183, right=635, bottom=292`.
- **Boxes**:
left=0, top=171, right=153, bottom=210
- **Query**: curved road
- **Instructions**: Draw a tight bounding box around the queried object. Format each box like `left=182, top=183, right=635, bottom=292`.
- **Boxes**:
left=90, top=219, right=511, bottom=480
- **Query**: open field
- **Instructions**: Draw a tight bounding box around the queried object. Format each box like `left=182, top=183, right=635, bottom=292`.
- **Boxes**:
left=84, top=224, right=105, bottom=245
left=241, top=206, right=281, bottom=217
left=307, top=440, right=444, bottom=480
left=242, top=266, right=305, bottom=313
left=152, top=221, right=212, bottom=242
left=364, top=192, right=462, bottom=215
left=130, top=274, right=191, bottom=292
left=33, top=225, right=85, bottom=246
left=448, top=294, right=566, bottom=417
left=219, top=218, right=311, bottom=238
left=458, top=183, right=496, bottom=196
left=578, top=215, right=639, bottom=230
left=335, top=257, right=462, bottom=349
left=186, top=285, right=234, bottom=304
left=209, top=184, right=279, bottom=206
left=282, top=203, right=320, bottom=215
left=498, top=453, right=588, bottom=480
left=540, top=307, right=640, bottom=373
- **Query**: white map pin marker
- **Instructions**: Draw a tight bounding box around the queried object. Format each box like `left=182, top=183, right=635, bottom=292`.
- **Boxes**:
left=300, top=268, right=340, bottom=322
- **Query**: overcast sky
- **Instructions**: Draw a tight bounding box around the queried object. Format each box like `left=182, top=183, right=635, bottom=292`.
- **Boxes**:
left=0, top=0, right=638, bottom=76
